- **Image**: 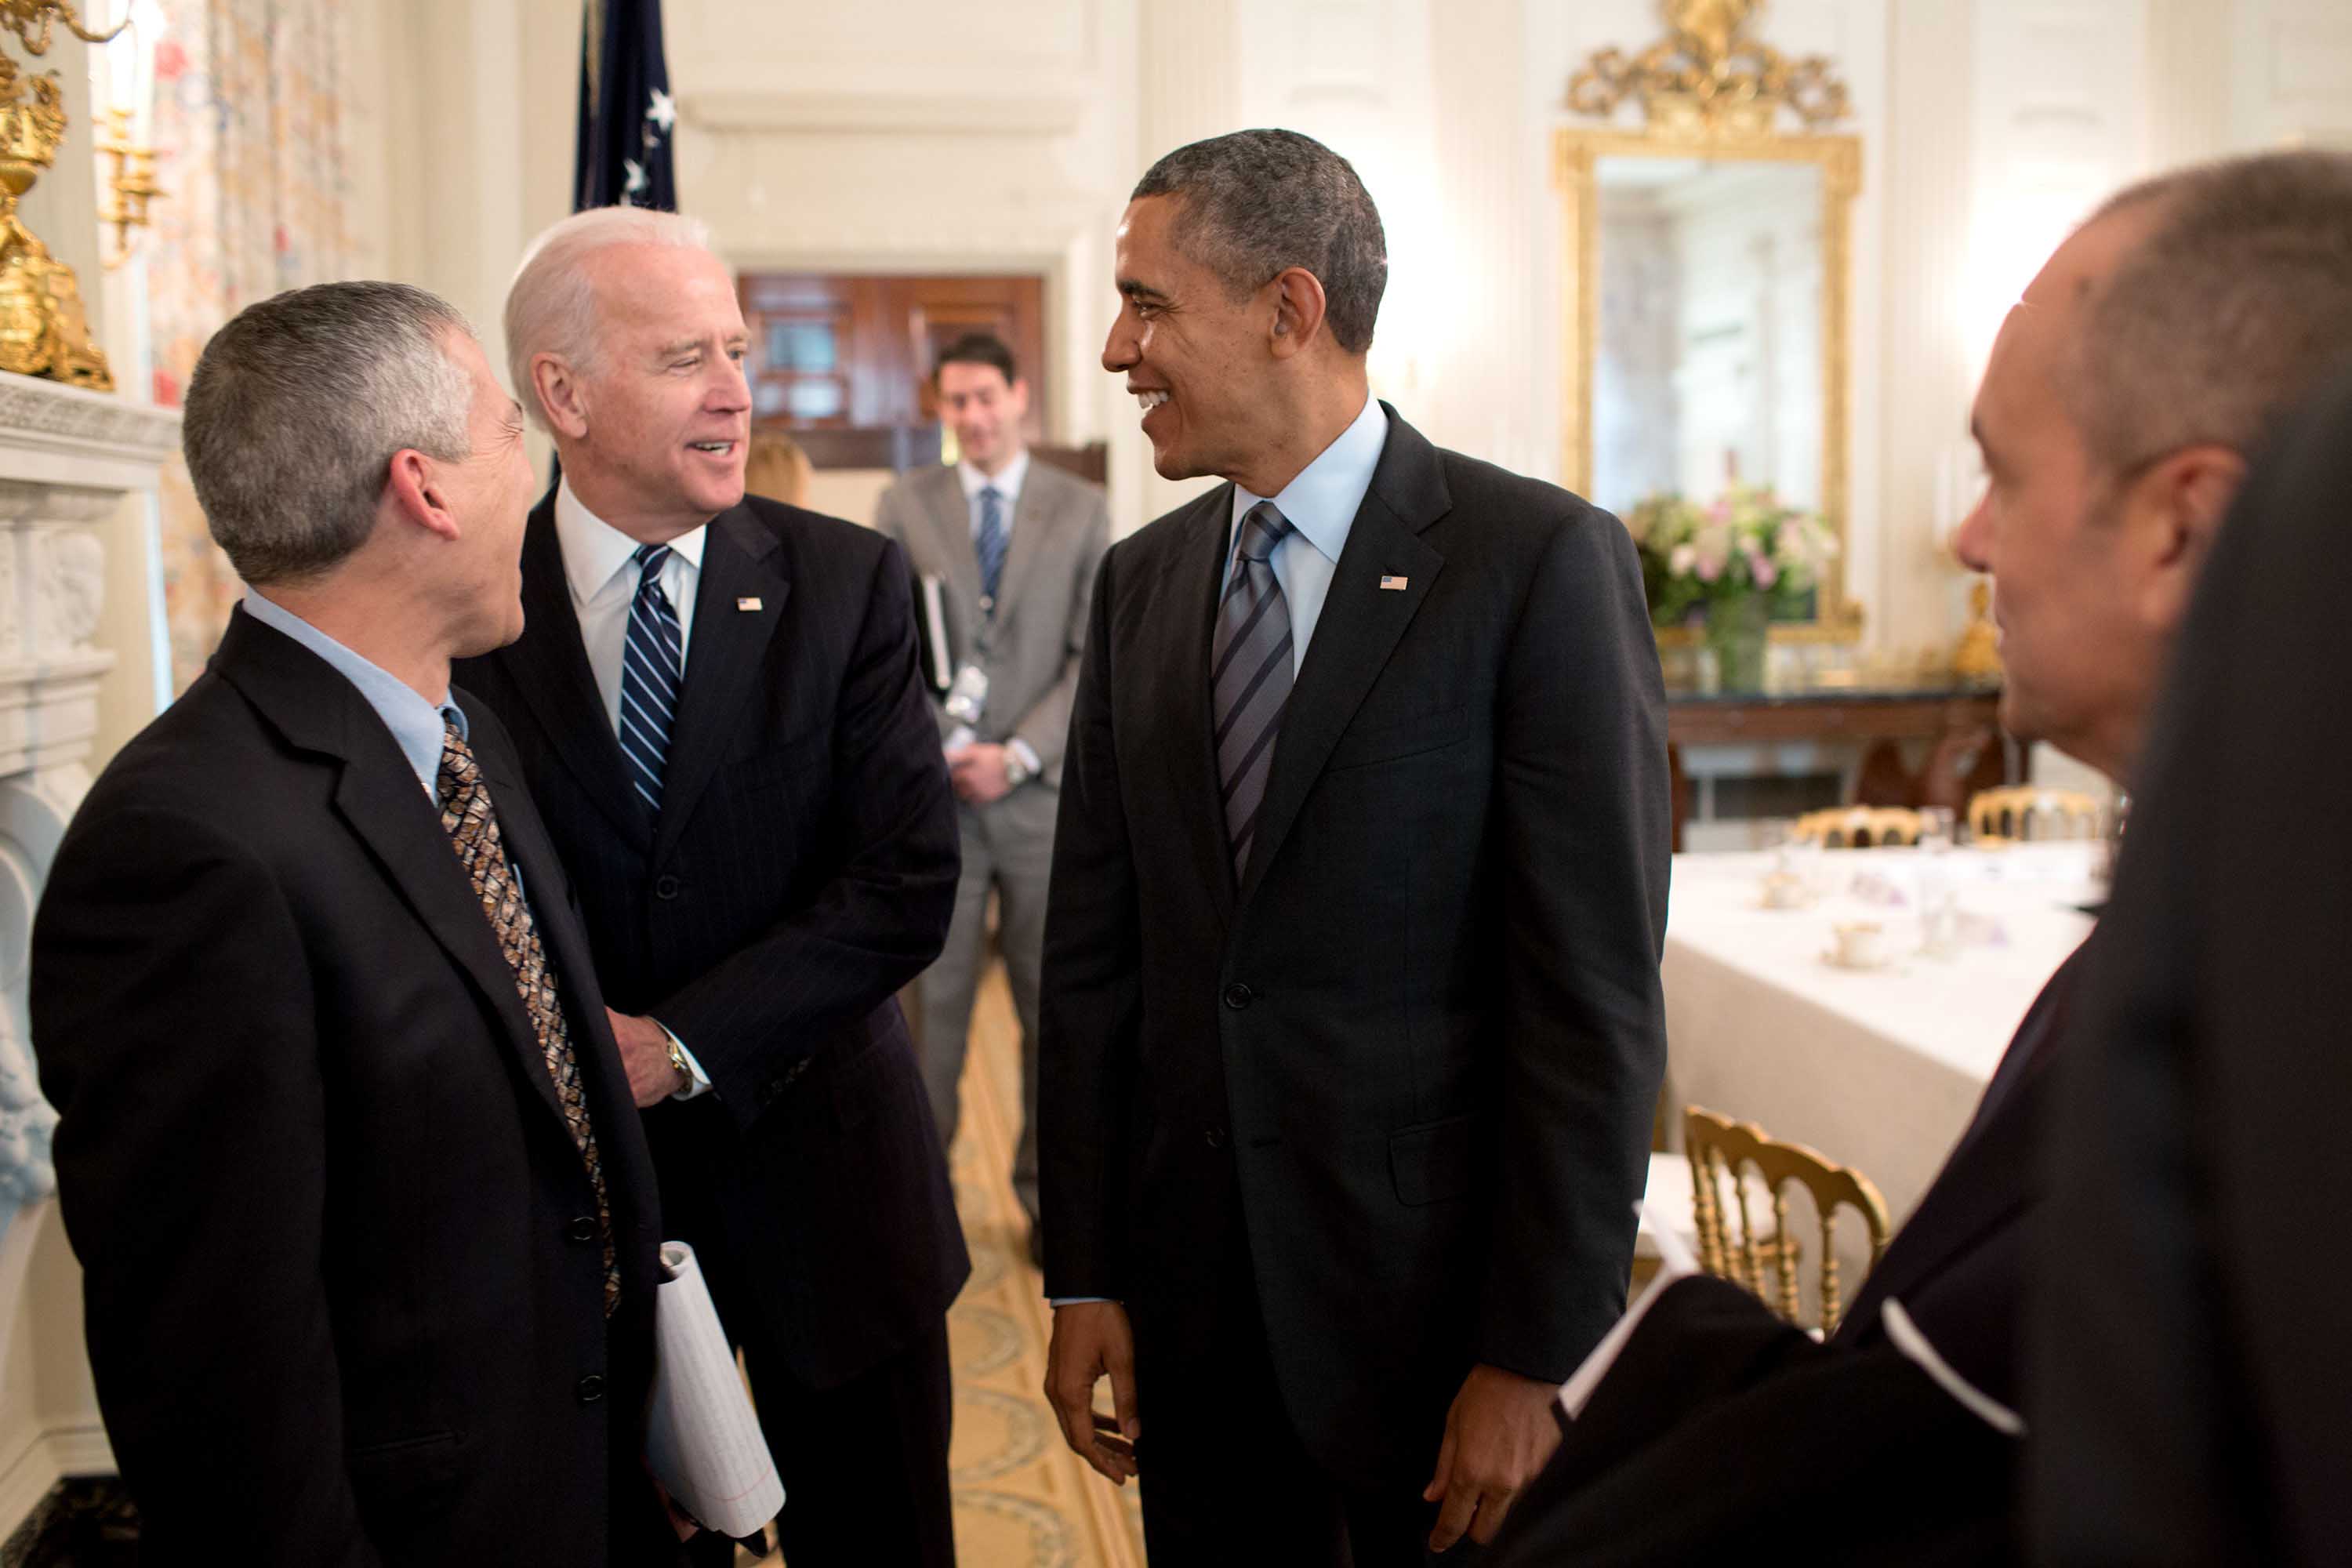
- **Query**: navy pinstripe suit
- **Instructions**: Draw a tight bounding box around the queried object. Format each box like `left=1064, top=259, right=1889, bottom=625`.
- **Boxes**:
left=456, top=491, right=967, bottom=1562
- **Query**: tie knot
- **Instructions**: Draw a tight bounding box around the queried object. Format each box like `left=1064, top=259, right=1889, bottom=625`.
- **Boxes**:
left=437, top=713, right=478, bottom=808
left=1236, top=503, right=1292, bottom=565
left=633, top=542, right=671, bottom=581
left=980, top=486, right=1002, bottom=507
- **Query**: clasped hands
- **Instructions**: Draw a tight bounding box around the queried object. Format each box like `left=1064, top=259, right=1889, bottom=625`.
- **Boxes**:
left=1044, top=1301, right=1561, bottom=1550
left=946, top=741, right=1014, bottom=804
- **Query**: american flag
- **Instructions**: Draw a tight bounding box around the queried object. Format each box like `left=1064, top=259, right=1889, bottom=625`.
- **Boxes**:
left=575, top=0, right=677, bottom=212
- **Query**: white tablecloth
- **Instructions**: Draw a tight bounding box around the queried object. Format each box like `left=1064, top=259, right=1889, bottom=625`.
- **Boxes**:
left=1661, top=843, right=2101, bottom=1225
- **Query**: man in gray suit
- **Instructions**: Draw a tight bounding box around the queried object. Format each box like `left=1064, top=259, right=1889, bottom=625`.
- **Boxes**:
left=876, top=332, right=1109, bottom=1253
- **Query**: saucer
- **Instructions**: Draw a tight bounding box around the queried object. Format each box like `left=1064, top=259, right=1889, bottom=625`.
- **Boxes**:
left=1820, top=946, right=1896, bottom=972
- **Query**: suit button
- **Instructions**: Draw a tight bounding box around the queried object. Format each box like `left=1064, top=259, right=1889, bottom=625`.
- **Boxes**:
left=568, top=1216, right=597, bottom=1243
left=1203, top=1127, right=1225, bottom=1150
left=1222, top=982, right=1254, bottom=1011
left=655, top=875, right=681, bottom=901
left=576, top=1374, right=607, bottom=1404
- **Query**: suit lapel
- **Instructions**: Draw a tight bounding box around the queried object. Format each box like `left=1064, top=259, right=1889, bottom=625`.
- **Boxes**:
left=1838, top=941, right=2092, bottom=1332
left=654, top=505, right=790, bottom=862
left=922, top=467, right=984, bottom=632
left=1163, top=485, right=1242, bottom=927
left=990, top=466, right=1055, bottom=628
left=503, top=503, right=653, bottom=852
left=217, top=611, right=569, bottom=1138
left=1238, top=412, right=1450, bottom=905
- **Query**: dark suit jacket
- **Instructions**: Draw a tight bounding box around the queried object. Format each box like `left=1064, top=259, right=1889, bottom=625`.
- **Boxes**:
left=1040, top=406, right=1671, bottom=1487
left=1488, top=1275, right=2017, bottom=1566
left=30, top=608, right=673, bottom=1568
left=1484, top=930, right=2095, bottom=1562
left=455, top=492, right=966, bottom=1389
left=2030, top=359, right=2352, bottom=1567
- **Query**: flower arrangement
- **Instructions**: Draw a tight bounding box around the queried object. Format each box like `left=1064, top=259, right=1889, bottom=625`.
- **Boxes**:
left=1624, top=485, right=1839, bottom=630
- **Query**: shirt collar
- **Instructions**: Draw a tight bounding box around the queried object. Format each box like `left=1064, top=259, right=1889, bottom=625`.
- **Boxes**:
left=1232, top=394, right=1388, bottom=565
left=553, top=474, right=710, bottom=605
left=241, top=588, right=461, bottom=794
left=958, top=448, right=1030, bottom=509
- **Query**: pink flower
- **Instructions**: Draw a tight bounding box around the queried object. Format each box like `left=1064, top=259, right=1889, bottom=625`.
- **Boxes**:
left=1750, top=552, right=1779, bottom=590
left=1669, top=543, right=1697, bottom=575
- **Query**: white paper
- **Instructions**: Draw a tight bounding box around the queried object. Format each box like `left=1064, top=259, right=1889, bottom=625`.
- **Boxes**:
left=645, top=1241, right=785, bottom=1538
left=1558, top=1202, right=1701, bottom=1421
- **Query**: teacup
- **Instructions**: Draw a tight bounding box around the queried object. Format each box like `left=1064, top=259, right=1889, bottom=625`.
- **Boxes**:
left=1761, top=872, right=1809, bottom=909
left=1831, top=921, right=1889, bottom=968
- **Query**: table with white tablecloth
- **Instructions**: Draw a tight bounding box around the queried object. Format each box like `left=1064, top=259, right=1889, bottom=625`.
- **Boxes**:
left=1661, top=842, right=2102, bottom=1225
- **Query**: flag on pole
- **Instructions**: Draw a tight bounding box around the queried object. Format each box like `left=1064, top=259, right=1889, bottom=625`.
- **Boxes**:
left=575, top=0, right=677, bottom=212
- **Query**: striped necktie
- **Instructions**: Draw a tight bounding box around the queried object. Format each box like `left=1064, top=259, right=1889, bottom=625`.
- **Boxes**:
left=1212, top=501, right=1297, bottom=878
left=437, top=717, right=619, bottom=1316
left=619, top=542, right=684, bottom=814
left=975, top=485, right=1008, bottom=614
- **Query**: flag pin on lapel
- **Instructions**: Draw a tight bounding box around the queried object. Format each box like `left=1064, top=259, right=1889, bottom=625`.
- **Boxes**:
left=1379, top=575, right=1409, bottom=591
left=736, top=597, right=763, bottom=612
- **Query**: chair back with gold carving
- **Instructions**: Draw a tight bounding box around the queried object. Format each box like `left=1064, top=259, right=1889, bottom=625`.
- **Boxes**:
left=1790, top=805, right=1922, bottom=848
left=1966, top=786, right=2103, bottom=844
left=1682, top=1105, right=1893, bottom=1331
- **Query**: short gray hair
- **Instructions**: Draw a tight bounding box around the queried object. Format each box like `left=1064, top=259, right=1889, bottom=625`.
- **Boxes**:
left=2075, top=150, right=2352, bottom=474
left=505, top=205, right=714, bottom=430
left=1132, top=129, right=1387, bottom=355
left=183, top=281, right=473, bottom=586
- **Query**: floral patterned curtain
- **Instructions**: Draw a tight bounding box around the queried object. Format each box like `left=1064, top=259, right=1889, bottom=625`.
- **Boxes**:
left=143, top=0, right=352, bottom=691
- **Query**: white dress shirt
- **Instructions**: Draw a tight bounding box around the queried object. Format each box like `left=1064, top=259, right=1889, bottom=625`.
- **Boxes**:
left=550, top=476, right=714, bottom=1099
left=553, top=475, right=709, bottom=739
left=1224, top=393, right=1388, bottom=675
left=953, top=449, right=1043, bottom=779
left=957, top=448, right=1030, bottom=540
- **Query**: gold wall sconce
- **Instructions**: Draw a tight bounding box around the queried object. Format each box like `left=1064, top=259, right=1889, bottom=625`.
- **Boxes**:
left=93, top=0, right=158, bottom=268
left=0, top=0, right=126, bottom=389
left=96, top=104, right=157, bottom=266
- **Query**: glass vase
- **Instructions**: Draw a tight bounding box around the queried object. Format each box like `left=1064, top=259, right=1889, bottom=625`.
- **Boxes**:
left=1706, top=595, right=1771, bottom=693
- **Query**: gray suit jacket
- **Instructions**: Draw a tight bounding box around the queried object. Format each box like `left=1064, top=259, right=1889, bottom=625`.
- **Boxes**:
left=874, top=459, right=1109, bottom=788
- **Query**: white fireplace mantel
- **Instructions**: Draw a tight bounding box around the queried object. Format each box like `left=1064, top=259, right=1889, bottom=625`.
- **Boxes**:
left=0, top=368, right=179, bottom=1538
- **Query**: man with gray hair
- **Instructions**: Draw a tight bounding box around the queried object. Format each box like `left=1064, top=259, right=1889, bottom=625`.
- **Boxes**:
left=1485, top=147, right=2352, bottom=1564
left=31, top=281, right=679, bottom=1565
left=1040, top=129, right=1672, bottom=1560
left=456, top=206, right=965, bottom=1566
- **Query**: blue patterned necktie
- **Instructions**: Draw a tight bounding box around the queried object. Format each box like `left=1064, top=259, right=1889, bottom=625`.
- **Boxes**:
left=619, top=542, right=684, bottom=813
left=976, top=485, right=1007, bottom=614
left=1211, top=501, right=1297, bottom=877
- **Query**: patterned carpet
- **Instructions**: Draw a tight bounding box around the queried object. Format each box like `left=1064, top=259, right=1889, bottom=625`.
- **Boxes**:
left=747, top=964, right=1146, bottom=1566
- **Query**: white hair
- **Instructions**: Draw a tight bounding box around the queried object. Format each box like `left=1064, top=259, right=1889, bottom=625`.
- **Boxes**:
left=503, top=205, right=715, bottom=430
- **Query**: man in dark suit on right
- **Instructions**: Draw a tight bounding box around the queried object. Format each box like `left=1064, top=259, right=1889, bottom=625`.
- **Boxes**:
left=1039, top=129, right=1671, bottom=1563
left=1487, top=147, right=2352, bottom=1565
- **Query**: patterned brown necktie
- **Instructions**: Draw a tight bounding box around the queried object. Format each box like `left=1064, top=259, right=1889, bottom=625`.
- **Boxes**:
left=437, top=717, right=619, bottom=1316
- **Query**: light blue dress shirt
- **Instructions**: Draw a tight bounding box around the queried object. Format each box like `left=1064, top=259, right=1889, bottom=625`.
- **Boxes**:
left=242, top=589, right=713, bottom=1098
left=243, top=589, right=461, bottom=793
left=1223, top=394, right=1388, bottom=674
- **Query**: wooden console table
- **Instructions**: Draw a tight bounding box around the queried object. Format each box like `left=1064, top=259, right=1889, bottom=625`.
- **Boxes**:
left=1666, top=685, right=2013, bottom=851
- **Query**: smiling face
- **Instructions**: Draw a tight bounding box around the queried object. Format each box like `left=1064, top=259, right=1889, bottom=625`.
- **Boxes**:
left=937, top=359, right=1029, bottom=474
left=555, top=242, right=751, bottom=539
left=1102, top=194, right=1281, bottom=484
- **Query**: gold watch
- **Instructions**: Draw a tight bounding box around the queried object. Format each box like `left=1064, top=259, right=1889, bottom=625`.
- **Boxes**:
left=664, top=1032, right=691, bottom=1085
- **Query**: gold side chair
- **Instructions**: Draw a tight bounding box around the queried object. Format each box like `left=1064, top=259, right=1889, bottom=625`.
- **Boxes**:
left=1966, top=786, right=2103, bottom=844
left=1790, top=805, right=1923, bottom=848
left=1683, top=1105, right=1893, bottom=1332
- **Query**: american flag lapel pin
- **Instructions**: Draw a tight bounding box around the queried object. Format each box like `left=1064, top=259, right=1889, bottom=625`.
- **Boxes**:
left=736, top=596, right=764, bottom=612
left=1379, top=575, right=1409, bottom=591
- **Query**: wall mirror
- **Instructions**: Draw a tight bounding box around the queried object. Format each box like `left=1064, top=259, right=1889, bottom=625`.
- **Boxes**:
left=1557, top=0, right=1862, bottom=644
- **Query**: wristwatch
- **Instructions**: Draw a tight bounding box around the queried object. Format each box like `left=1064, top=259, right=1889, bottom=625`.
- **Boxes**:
left=1002, top=746, right=1033, bottom=790
left=664, top=1031, right=691, bottom=1084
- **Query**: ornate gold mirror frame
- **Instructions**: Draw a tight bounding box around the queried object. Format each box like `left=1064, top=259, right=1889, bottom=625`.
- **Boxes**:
left=1555, top=0, right=1863, bottom=642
